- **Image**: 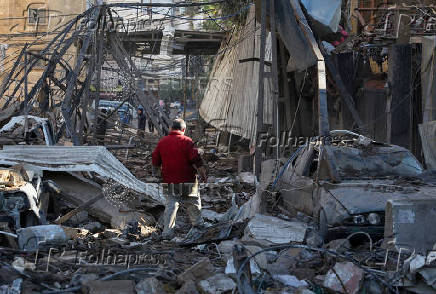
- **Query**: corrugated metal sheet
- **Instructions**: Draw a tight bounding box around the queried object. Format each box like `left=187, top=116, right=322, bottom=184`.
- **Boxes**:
left=0, top=145, right=164, bottom=204
left=199, top=6, right=273, bottom=144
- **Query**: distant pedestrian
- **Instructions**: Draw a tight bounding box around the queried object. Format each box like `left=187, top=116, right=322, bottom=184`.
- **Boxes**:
left=96, top=109, right=107, bottom=145
left=137, top=108, right=146, bottom=137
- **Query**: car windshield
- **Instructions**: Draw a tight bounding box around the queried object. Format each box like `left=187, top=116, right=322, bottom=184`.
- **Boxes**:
left=331, top=145, right=423, bottom=178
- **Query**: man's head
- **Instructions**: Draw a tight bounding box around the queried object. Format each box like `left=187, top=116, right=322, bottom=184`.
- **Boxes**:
left=171, top=118, right=187, bottom=134
left=138, top=108, right=143, bottom=115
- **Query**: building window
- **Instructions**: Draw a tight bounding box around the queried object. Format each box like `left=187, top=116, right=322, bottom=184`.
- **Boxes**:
left=28, top=8, right=48, bottom=25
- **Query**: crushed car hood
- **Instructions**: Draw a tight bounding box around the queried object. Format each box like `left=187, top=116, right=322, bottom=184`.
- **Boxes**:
left=322, top=179, right=436, bottom=215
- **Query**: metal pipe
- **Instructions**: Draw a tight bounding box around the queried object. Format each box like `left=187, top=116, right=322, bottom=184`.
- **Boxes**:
left=0, top=231, right=18, bottom=238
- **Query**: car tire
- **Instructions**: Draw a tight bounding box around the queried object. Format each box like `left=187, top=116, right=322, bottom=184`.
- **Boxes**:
left=318, top=209, right=328, bottom=240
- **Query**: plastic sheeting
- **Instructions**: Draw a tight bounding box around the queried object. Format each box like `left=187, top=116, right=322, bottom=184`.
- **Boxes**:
left=419, top=121, right=436, bottom=170
left=275, top=0, right=317, bottom=72
left=300, top=0, right=342, bottom=36
left=421, top=36, right=436, bottom=122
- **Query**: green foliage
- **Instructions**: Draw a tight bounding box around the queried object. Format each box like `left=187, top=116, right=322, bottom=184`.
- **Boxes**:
left=202, top=0, right=253, bottom=31
left=158, top=82, right=186, bottom=102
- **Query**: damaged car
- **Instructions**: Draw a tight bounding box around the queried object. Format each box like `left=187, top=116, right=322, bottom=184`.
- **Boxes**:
left=278, top=130, right=436, bottom=241
left=0, top=167, right=53, bottom=231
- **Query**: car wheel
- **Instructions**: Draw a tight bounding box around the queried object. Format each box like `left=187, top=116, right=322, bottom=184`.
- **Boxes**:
left=318, top=209, right=328, bottom=240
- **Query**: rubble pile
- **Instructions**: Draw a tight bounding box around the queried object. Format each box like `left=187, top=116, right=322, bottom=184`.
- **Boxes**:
left=0, top=125, right=434, bottom=294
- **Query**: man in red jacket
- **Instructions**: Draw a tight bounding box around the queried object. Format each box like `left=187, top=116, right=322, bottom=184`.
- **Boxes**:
left=152, top=118, right=207, bottom=239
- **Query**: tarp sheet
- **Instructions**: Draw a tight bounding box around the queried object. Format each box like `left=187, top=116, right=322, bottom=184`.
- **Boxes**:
left=421, top=36, right=436, bottom=122
left=275, top=0, right=317, bottom=72
left=300, top=0, right=342, bottom=36
left=419, top=121, right=436, bottom=170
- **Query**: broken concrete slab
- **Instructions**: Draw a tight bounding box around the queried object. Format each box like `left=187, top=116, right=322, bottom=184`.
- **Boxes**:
left=177, top=257, right=215, bottom=284
left=410, top=255, right=427, bottom=274
left=238, top=172, right=256, bottom=185
left=69, top=210, right=89, bottom=226
left=323, top=262, right=364, bottom=294
left=70, top=274, right=98, bottom=287
left=82, top=222, right=103, bottom=233
left=218, top=240, right=241, bottom=260
left=325, top=239, right=351, bottom=253
left=82, top=280, right=135, bottom=294
left=198, top=273, right=236, bottom=294
left=418, top=268, right=436, bottom=289
left=201, top=209, right=225, bottom=222
left=272, top=274, right=308, bottom=288
left=225, top=257, right=261, bottom=275
left=17, top=225, right=80, bottom=251
left=175, top=280, right=199, bottom=294
left=49, top=172, right=154, bottom=229
left=242, top=214, right=307, bottom=246
left=136, top=277, right=166, bottom=294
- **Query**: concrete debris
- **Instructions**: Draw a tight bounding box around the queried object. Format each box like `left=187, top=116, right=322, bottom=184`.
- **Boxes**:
left=135, top=277, right=166, bottom=294
left=82, top=222, right=103, bottom=233
left=225, top=257, right=261, bottom=275
left=418, top=268, right=436, bottom=289
left=11, top=257, right=35, bottom=273
left=198, top=273, right=236, bottom=294
left=1, top=1, right=436, bottom=293
left=238, top=172, right=256, bottom=185
left=323, top=262, right=364, bottom=294
left=0, top=278, right=22, bottom=294
left=82, top=280, right=136, bottom=294
left=69, top=210, right=89, bottom=225
left=177, top=257, right=215, bottom=283
left=272, top=274, right=308, bottom=288
left=410, top=255, right=427, bottom=274
left=70, top=273, right=99, bottom=287
left=325, top=239, right=351, bottom=253
left=201, top=209, right=225, bottom=222
left=17, top=225, right=76, bottom=250
left=305, top=230, right=323, bottom=247
left=243, top=214, right=307, bottom=245
left=175, top=280, right=199, bottom=294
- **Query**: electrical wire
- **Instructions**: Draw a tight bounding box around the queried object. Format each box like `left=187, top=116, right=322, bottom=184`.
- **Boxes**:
left=106, top=0, right=227, bottom=8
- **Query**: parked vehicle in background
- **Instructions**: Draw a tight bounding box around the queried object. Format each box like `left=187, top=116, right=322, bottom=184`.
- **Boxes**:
left=87, top=100, right=135, bottom=128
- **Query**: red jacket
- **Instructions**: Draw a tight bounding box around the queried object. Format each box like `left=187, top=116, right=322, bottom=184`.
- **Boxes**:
left=152, top=131, right=203, bottom=183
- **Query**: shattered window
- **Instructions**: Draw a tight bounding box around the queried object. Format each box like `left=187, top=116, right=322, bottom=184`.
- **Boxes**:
left=331, top=146, right=423, bottom=178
